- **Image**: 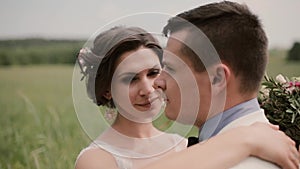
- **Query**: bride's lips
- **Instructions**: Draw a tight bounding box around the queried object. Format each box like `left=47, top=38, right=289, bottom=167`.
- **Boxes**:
left=135, top=97, right=160, bottom=109
left=134, top=92, right=168, bottom=109
left=135, top=102, right=151, bottom=108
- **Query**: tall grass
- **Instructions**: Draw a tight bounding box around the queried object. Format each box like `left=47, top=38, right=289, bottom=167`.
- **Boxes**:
left=0, top=65, right=89, bottom=169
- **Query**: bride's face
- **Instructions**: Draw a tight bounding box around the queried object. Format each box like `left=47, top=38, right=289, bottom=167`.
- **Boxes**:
left=111, top=46, right=163, bottom=123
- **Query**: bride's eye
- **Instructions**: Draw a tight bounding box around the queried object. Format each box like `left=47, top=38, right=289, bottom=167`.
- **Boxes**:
left=148, top=69, right=161, bottom=77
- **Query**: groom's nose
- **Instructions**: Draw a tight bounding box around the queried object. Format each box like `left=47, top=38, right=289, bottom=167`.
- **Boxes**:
left=153, top=71, right=166, bottom=91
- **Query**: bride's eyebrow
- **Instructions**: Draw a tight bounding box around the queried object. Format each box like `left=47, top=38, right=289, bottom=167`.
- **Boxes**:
left=152, top=64, right=162, bottom=69
left=118, top=64, right=161, bottom=77
left=118, top=72, right=137, bottom=78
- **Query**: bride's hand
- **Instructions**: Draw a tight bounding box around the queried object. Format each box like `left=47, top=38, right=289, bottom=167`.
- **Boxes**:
left=247, top=122, right=299, bottom=169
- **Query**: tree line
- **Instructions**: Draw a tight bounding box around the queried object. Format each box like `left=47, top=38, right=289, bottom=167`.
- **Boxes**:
left=0, top=39, right=84, bottom=66
left=288, top=42, right=300, bottom=60
left=0, top=39, right=299, bottom=66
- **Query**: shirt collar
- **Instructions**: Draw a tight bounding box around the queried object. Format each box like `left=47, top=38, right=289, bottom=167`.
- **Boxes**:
left=199, top=98, right=260, bottom=141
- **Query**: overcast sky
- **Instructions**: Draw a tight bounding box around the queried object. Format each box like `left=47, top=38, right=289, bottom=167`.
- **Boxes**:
left=0, top=0, right=299, bottom=48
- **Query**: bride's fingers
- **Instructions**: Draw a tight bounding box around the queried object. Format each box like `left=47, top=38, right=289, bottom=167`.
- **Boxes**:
left=278, top=130, right=295, bottom=147
left=283, top=160, right=298, bottom=169
left=285, top=136, right=299, bottom=169
left=296, top=145, right=300, bottom=162
left=268, top=123, right=279, bottom=130
left=284, top=133, right=299, bottom=168
left=280, top=148, right=299, bottom=169
left=287, top=136, right=296, bottom=147
left=290, top=147, right=300, bottom=169
left=278, top=131, right=299, bottom=169
left=298, top=145, right=300, bottom=158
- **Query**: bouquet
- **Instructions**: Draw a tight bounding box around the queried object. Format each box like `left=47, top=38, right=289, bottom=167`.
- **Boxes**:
left=259, top=74, right=300, bottom=148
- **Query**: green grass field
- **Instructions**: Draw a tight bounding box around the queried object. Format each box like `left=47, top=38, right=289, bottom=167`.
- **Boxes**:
left=267, top=49, right=300, bottom=77
left=0, top=65, right=89, bottom=169
left=0, top=53, right=299, bottom=169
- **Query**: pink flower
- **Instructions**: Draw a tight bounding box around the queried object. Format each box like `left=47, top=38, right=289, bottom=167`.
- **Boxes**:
left=286, top=86, right=296, bottom=94
left=288, top=81, right=300, bottom=88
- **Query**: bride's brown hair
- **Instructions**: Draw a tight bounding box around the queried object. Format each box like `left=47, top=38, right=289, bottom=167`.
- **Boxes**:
left=77, top=26, right=162, bottom=107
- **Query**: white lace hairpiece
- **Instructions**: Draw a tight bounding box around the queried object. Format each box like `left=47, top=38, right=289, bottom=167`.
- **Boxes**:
left=77, top=47, right=104, bottom=81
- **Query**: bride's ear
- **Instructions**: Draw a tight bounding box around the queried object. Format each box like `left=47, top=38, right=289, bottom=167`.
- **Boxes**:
left=103, top=90, right=112, bottom=100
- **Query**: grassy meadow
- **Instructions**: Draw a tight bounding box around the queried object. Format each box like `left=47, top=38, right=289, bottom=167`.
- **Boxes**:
left=267, top=49, right=300, bottom=77
left=0, top=65, right=89, bottom=169
left=0, top=50, right=299, bottom=169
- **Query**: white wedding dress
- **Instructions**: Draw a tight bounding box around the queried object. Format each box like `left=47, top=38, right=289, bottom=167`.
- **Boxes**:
left=76, top=128, right=187, bottom=169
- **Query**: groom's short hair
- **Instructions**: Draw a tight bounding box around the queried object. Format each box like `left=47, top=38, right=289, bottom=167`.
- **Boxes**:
left=163, top=1, right=268, bottom=94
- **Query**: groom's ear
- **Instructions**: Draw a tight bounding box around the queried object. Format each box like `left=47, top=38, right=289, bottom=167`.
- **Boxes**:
left=211, top=64, right=230, bottom=94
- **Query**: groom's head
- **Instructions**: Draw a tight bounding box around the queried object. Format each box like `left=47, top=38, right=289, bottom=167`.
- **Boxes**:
left=155, top=1, right=268, bottom=127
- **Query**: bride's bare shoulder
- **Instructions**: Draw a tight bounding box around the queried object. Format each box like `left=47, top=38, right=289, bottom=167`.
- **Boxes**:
left=75, top=147, right=118, bottom=169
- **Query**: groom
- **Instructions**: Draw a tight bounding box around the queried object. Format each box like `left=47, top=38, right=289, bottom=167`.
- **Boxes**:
left=154, top=1, right=282, bottom=168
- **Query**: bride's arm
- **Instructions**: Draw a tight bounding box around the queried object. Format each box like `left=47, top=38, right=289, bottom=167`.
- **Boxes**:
left=143, top=122, right=299, bottom=169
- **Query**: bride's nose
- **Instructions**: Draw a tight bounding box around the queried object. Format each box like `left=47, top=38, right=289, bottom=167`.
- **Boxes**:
left=153, top=72, right=166, bottom=91
left=139, top=78, right=155, bottom=96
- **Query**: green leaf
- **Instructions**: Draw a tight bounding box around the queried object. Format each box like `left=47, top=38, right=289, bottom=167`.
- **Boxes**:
left=297, top=109, right=300, bottom=115
left=292, top=113, right=296, bottom=123
left=290, top=103, right=297, bottom=110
